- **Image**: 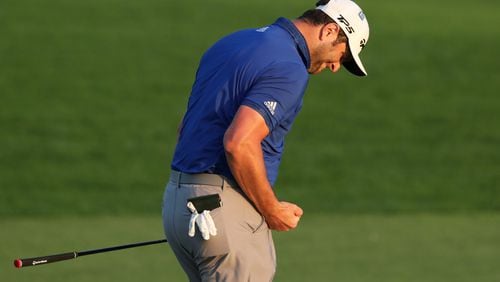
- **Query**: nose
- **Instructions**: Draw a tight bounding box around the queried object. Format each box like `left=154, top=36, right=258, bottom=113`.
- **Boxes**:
left=330, top=63, right=341, bottom=73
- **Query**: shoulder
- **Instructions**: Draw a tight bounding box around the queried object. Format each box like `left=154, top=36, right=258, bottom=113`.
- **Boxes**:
left=258, top=61, right=309, bottom=87
left=218, top=24, right=303, bottom=63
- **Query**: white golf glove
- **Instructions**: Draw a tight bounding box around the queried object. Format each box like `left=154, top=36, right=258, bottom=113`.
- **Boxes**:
left=187, top=201, right=217, bottom=240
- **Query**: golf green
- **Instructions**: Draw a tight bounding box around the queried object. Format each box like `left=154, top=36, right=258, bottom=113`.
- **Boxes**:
left=2, top=214, right=499, bottom=282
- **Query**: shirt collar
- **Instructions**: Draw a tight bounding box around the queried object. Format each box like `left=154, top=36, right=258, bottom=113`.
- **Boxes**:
left=273, top=17, right=311, bottom=69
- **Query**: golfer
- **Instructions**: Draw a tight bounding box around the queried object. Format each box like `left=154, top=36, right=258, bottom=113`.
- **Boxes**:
left=162, top=0, right=370, bottom=280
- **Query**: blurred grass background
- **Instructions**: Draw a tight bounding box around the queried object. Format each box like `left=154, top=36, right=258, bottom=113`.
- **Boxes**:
left=1, top=214, right=499, bottom=281
left=1, top=0, right=499, bottom=281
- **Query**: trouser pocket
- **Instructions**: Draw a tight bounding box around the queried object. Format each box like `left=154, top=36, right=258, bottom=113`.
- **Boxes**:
left=176, top=184, right=230, bottom=258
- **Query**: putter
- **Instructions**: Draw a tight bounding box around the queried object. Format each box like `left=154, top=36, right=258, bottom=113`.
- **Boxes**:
left=14, top=239, right=167, bottom=268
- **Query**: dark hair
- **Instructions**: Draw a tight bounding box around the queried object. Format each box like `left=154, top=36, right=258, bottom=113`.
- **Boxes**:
left=298, top=0, right=348, bottom=44
left=315, top=0, right=331, bottom=5
left=298, top=0, right=334, bottom=26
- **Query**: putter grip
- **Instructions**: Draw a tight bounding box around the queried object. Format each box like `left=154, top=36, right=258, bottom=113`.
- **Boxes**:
left=14, top=252, right=77, bottom=268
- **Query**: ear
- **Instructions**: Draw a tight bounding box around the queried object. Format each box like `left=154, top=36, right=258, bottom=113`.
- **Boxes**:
left=319, top=23, right=341, bottom=42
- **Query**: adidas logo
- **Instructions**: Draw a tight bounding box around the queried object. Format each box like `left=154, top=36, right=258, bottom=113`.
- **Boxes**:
left=264, top=101, right=277, bottom=116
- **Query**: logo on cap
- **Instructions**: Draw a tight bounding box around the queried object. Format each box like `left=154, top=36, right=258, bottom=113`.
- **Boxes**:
left=360, top=38, right=366, bottom=49
left=358, top=11, right=365, bottom=21
left=336, top=15, right=354, bottom=34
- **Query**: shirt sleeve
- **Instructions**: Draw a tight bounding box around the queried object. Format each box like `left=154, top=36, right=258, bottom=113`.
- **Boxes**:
left=241, top=62, right=309, bottom=131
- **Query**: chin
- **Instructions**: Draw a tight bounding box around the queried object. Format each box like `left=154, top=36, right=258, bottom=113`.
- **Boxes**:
left=308, top=68, right=324, bottom=75
left=308, top=63, right=327, bottom=75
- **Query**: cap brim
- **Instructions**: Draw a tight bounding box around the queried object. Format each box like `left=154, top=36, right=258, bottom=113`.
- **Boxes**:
left=342, top=44, right=367, bottom=76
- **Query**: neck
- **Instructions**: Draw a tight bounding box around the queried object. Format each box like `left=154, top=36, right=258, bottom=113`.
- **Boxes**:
left=292, top=19, right=319, bottom=62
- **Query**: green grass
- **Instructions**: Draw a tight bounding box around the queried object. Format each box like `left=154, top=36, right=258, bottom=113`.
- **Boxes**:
left=275, top=213, right=500, bottom=282
left=1, top=0, right=499, bottom=216
left=2, top=214, right=499, bottom=282
left=1, top=1, right=499, bottom=280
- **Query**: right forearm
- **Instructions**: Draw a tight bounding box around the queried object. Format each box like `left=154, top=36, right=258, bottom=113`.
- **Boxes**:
left=223, top=105, right=302, bottom=231
left=227, top=147, right=302, bottom=231
left=224, top=140, right=280, bottom=217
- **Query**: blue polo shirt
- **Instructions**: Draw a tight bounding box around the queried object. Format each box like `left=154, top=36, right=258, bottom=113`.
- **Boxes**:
left=171, top=18, right=310, bottom=185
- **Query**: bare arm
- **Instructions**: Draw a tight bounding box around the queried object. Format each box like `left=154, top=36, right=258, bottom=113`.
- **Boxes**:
left=223, top=105, right=303, bottom=231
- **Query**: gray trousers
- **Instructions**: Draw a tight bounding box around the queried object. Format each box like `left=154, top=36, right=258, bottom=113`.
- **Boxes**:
left=162, top=171, right=276, bottom=282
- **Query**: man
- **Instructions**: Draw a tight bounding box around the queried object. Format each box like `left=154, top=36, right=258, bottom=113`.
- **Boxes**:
left=162, top=0, right=370, bottom=281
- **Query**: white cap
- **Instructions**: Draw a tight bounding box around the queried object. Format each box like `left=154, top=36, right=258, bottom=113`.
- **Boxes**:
left=316, top=0, right=369, bottom=76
